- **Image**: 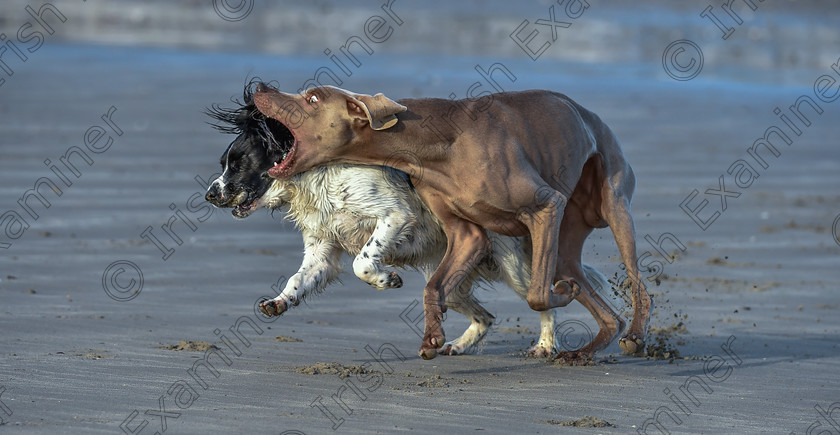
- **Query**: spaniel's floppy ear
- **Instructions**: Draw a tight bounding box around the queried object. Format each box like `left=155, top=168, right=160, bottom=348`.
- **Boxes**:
left=329, top=87, right=406, bottom=130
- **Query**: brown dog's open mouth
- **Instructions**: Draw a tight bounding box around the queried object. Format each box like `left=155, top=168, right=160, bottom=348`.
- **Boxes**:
left=268, top=134, right=297, bottom=179
left=252, top=82, right=301, bottom=179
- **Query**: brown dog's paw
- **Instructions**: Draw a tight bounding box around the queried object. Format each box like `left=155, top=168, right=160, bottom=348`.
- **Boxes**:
left=419, top=346, right=439, bottom=360
left=419, top=336, right=444, bottom=360
left=419, top=330, right=445, bottom=360
left=259, top=299, right=288, bottom=317
left=552, top=279, right=581, bottom=298
left=552, top=350, right=594, bottom=366
left=618, top=334, right=646, bottom=355
left=546, top=279, right=579, bottom=308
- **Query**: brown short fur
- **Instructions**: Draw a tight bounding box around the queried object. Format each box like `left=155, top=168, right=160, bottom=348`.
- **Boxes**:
left=254, top=84, right=651, bottom=362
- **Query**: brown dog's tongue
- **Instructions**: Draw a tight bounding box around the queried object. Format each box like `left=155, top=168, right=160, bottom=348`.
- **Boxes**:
left=267, top=164, right=284, bottom=178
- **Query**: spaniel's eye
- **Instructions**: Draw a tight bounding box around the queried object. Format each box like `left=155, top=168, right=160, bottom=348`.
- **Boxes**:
left=309, top=95, right=319, bottom=104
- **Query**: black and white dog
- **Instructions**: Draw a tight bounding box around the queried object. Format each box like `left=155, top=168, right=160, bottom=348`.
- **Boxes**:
left=205, top=85, right=618, bottom=356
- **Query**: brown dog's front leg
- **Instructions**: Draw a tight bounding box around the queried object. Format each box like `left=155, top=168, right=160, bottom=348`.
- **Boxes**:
left=418, top=220, right=491, bottom=360
left=419, top=287, right=445, bottom=360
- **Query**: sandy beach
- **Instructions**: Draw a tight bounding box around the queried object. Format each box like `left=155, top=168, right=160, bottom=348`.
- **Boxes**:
left=1, top=1, right=839, bottom=433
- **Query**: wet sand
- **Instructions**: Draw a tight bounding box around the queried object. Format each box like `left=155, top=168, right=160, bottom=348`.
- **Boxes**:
left=0, top=38, right=839, bottom=434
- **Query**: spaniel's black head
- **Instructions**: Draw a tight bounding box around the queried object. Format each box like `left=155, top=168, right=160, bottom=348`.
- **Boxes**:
left=205, top=81, right=295, bottom=218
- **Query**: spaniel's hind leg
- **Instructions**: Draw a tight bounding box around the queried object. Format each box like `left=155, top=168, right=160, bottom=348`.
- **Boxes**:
left=527, top=310, right=558, bottom=357
left=438, top=275, right=494, bottom=356
left=502, top=267, right=563, bottom=358
left=488, top=234, right=559, bottom=357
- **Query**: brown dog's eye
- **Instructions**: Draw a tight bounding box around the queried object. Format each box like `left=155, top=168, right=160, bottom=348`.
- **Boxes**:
left=309, top=95, right=319, bottom=103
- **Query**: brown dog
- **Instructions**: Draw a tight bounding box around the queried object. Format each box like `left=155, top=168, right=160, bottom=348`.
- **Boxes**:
left=253, top=83, right=651, bottom=363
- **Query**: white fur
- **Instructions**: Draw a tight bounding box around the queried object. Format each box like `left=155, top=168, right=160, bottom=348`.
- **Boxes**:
left=259, top=164, right=613, bottom=356
left=209, top=143, right=233, bottom=198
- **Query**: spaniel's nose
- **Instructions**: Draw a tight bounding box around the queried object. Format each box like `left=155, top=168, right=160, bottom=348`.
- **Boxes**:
left=205, top=183, right=221, bottom=202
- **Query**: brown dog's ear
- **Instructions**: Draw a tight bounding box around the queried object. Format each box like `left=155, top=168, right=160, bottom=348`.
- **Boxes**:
left=350, top=93, right=406, bottom=130
left=325, top=86, right=405, bottom=130
left=324, top=86, right=406, bottom=129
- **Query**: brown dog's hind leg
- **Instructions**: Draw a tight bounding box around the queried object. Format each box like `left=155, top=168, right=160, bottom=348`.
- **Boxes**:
left=601, top=183, right=651, bottom=355
left=519, top=189, right=577, bottom=312
left=419, top=218, right=492, bottom=360
left=553, top=279, right=625, bottom=365
left=609, top=201, right=651, bottom=355
left=552, top=203, right=624, bottom=365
